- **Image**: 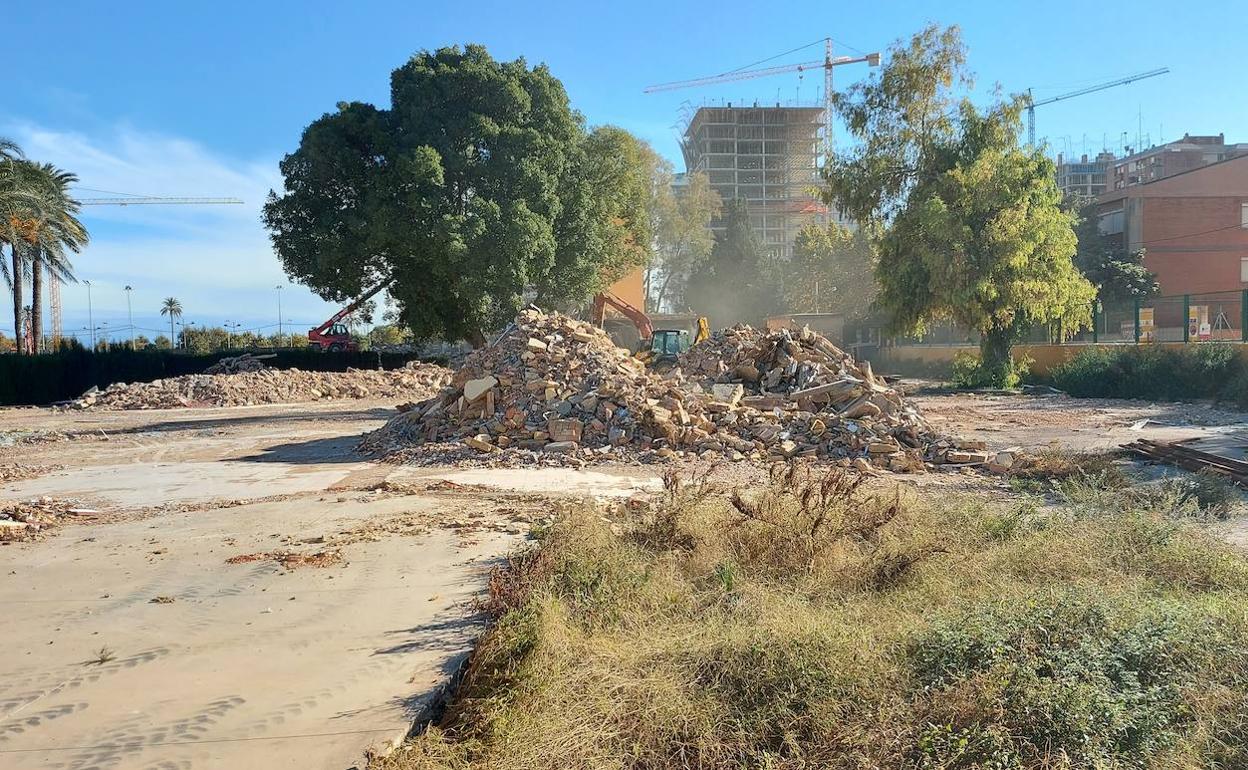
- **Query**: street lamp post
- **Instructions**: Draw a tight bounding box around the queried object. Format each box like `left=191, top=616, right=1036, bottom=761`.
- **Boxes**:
left=275, top=285, right=284, bottom=348
left=84, top=280, right=94, bottom=350
left=124, top=285, right=134, bottom=349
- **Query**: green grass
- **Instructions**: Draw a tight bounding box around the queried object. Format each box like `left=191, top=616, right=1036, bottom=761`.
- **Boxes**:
left=376, top=465, right=1248, bottom=770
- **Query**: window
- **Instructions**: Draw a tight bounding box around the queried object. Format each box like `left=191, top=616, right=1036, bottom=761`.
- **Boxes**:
left=1241, top=257, right=1248, bottom=283
left=1241, top=202, right=1248, bottom=228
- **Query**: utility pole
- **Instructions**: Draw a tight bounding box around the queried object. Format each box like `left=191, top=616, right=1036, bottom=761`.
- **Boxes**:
left=275, top=285, right=284, bottom=347
left=124, top=285, right=134, bottom=348
left=84, top=280, right=94, bottom=350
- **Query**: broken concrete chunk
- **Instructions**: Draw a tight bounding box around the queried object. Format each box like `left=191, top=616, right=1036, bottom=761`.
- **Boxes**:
left=464, top=434, right=499, bottom=453
left=710, top=383, right=744, bottom=406
left=543, top=440, right=579, bottom=454
left=546, top=418, right=583, bottom=443
left=946, top=450, right=990, bottom=464
left=463, top=376, right=498, bottom=403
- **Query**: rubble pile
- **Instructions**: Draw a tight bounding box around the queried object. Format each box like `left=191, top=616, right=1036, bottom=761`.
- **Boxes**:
left=361, top=309, right=709, bottom=464
left=677, top=324, right=977, bottom=470
left=361, top=310, right=966, bottom=471
left=204, top=352, right=273, bottom=375
left=0, top=498, right=97, bottom=543
left=67, top=362, right=452, bottom=410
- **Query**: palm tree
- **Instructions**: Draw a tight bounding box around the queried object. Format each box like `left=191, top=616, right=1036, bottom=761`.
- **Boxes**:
left=0, top=137, right=29, bottom=350
left=160, top=297, right=183, bottom=345
left=0, top=146, right=87, bottom=353
left=18, top=163, right=86, bottom=353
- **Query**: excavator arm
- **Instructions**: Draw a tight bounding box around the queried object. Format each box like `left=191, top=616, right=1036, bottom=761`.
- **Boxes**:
left=591, top=292, right=653, bottom=340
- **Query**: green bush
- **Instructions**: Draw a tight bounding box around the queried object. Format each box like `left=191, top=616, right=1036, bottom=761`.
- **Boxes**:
left=951, top=351, right=1030, bottom=389
left=1047, top=343, right=1247, bottom=403
left=910, top=599, right=1207, bottom=766
left=0, top=347, right=431, bottom=406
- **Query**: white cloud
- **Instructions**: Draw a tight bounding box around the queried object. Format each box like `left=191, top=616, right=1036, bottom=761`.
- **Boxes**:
left=0, top=121, right=341, bottom=336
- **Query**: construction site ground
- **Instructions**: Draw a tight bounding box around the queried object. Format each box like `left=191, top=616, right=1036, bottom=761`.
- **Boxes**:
left=0, top=399, right=659, bottom=770
left=4, top=385, right=1248, bottom=769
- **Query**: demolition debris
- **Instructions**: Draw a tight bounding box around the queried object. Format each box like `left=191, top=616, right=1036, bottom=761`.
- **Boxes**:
left=0, top=498, right=99, bottom=543
left=66, top=362, right=452, bottom=410
left=362, top=310, right=979, bottom=471
left=203, top=352, right=275, bottom=375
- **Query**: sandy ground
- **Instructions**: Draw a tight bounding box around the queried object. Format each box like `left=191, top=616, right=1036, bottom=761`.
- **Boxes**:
left=4, top=389, right=1248, bottom=769
left=910, top=388, right=1248, bottom=452
left=0, top=400, right=659, bottom=770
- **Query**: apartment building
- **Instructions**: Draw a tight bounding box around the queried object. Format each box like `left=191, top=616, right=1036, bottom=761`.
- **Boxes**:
left=1110, top=134, right=1248, bottom=190
left=1055, top=152, right=1115, bottom=198
left=1097, top=153, right=1248, bottom=295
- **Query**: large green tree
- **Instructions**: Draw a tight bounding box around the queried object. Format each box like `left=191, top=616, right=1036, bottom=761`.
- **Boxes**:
left=264, top=45, right=654, bottom=346
left=1069, top=196, right=1158, bottom=301
left=686, top=198, right=779, bottom=326
left=785, top=222, right=877, bottom=319
left=823, top=25, right=1095, bottom=385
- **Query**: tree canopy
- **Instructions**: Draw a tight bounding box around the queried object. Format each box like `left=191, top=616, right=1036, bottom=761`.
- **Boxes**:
left=264, top=44, right=658, bottom=345
left=646, top=171, right=721, bottom=313
left=785, top=222, right=877, bottom=320
left=823, top=25, right=1095, bottom=385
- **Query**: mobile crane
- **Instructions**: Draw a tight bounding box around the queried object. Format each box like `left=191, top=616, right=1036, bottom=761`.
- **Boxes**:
left=308, top=280, right=391, bottom=351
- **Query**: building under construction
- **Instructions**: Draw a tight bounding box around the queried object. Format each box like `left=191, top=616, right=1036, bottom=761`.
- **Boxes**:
left=681, top=104, right=833, bottom=258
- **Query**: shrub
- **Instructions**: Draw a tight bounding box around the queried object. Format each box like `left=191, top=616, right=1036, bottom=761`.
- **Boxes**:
left=951, top=351, right=1030, bottom=389
left=1047, top=343, right=1247, bottom=403
left=909, top=599, right=1209, bottom=766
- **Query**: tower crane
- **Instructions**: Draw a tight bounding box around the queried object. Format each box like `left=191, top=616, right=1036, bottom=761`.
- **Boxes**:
left=43, top=195, right=245, bottom=347
left=1026, top=68, right=1169, bottom=147
left=78, top=196, right=243, bottom=206
left=644, top=39, right=880, bottom=160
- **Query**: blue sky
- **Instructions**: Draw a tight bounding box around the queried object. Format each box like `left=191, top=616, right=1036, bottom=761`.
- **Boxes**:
left=6, top=0, right=1244, bottom=341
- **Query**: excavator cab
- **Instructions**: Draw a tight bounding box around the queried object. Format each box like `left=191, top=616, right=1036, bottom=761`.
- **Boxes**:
left=648, top=329, right=691, bottom=360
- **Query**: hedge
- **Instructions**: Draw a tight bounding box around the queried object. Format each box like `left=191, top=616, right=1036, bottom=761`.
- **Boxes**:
left=1043, top=343, right=1248, bottom=406
left=0, top=348, right=430, bottom=407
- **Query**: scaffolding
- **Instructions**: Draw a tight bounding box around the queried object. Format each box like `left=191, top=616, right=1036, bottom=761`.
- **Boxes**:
left=680, top=102, right=837, bottom=259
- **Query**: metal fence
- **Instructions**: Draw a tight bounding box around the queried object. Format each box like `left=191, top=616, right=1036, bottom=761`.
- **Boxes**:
left=890, top=290, right=1248, bottom=346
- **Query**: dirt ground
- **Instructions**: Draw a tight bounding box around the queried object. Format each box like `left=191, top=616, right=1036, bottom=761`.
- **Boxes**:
left=0, top=400, right=659, bottom=770
left=4, top=388, right=1248, bottom=769
left=910, top=388, right=1248, bottom=452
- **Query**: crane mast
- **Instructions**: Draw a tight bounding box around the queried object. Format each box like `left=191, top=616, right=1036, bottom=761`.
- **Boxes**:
left=45, top=194, right=245, bottom=348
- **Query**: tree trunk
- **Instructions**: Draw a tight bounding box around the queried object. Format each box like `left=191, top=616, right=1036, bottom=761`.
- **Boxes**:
left=30, top=248, right=42, bottom=354
left=978, top=324, right=1015, bottom=388
left=10, top=246, right=24, bottom=355
left=467, top=329, right=487, bottom=349
left=654, top=271, right=676, bottom=313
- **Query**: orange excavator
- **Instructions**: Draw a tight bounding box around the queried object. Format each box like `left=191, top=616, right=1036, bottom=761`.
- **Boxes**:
left=308, top=280, right=391, bottom=352
left=591, top=292, right=709, bottom=366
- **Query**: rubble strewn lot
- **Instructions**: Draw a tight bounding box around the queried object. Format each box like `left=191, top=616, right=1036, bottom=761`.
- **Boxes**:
left=0, top=497, right=98, bottom=542
left=361, top=310, right=986, bottom=472
left=66, top=361, right=451, bottom=410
